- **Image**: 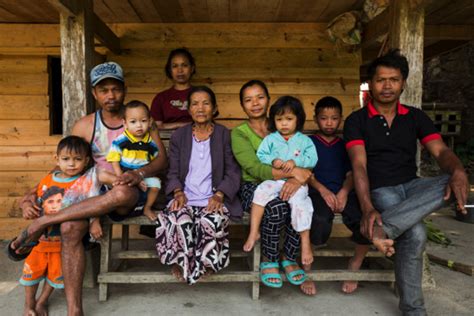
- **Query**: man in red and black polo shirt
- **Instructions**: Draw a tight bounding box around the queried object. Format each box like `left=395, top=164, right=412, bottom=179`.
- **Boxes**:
left=344, top=49, right=468, bottom=315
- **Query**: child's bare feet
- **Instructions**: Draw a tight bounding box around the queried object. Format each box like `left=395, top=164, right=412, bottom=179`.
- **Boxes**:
left=243, top=232, right=260, bottom=252
left=301, top=242, right=314, bottom=265
left=35, top=302, right=48, bottom=316
left=300, top=279, right=317, bottom=296
left=171, top=265, right=185, bottom=282
left=372, top=224, right=395, bottom=257
left=143, top=207, right=158, bottom=222
left=89, top=219, right=103, bottom=240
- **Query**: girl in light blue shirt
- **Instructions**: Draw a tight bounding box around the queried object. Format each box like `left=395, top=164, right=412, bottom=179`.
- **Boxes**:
left=243, top=96, right=318, bottom=272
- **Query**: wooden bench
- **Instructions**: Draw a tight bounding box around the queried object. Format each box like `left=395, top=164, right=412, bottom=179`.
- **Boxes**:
left=96, top=128, right=394, bottom=300
left=97, top=213, right=394, bottom=301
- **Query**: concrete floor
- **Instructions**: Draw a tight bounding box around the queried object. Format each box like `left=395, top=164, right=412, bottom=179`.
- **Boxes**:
left=1, top=209, right=473, bottom=315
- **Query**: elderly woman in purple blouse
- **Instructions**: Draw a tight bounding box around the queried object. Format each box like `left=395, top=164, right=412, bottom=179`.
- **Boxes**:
left=155, top=86, right=242, bottom=284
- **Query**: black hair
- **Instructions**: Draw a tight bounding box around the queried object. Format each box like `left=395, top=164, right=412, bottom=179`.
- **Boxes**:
left=41, top=186, right=65, bottom=202
left=268, top=96, right=306, bottom=133
left=165, top=48, right=196, bottom=80
left=367, top=49, right=409, bottom=80
left=239, top=80, right=270, bottom=105
left=314, top=96, right=343, bottom=116
left=57, top=135, right=91, bottom=160
left=123, top=100, right=150, bottom=119
left=187, top=85, right=219, bottom=118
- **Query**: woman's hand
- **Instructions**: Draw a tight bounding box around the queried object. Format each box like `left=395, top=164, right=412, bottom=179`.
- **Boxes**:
left=280, top=178, right=302, bottom=201
left=291, top=167, right=312, bottom=185
left=206, top=191, right=224, bottom=213
left=170, top=190, right=187, bottom=211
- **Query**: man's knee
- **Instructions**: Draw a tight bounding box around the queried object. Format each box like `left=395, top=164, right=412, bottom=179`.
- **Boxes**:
left=397, top=223, right=426, bottom=254
left=110, top=185, right=136, bottom=204
left=60, top=221, right=88, bottom=244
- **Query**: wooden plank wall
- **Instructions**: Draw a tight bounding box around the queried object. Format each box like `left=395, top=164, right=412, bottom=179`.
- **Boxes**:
left=0, top=25, right=62, bottom=239
left=109, top=23, right=362, bottom=130
left=0, top=54, right=61, bottom=238
left=0, top=23, right=361, bottom=240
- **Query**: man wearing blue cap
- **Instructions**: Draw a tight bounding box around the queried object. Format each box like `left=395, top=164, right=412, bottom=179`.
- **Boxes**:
left=12, top=62, right=167, bottom=315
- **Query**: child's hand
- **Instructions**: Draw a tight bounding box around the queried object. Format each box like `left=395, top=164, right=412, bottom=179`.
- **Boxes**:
left=138, top=180, right=148, bottom=192
left=335, top=190, right=348, bottom=213
left=89, top=218, right=103, bottom=240
left=272, top=159, right=284, bottom=169
left=281, top=160, right=296, bottom=173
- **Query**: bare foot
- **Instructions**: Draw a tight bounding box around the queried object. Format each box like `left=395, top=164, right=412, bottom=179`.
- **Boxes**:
left=143, top=207, right=158, bottom=222
left=35, top=302, right=48, bottom=316
left=300, top=279, right=317, bottom=296
left=243, top=232, right=260, bottom=252
left=89, top=219, right=103, bottom=240
left=372, top=224, right=395, bottom=257
left=24, top=307, right=37, bottom=316
left=201, top=269, right=214, bottom=280
left=342, top=257, right=362, bottom=294
left=301, top=242, right=314, bottom=266
left=171, top=265, right=185, bottom=282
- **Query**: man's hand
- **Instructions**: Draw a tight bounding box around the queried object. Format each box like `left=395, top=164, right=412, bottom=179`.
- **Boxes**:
left=281, top=160, right=296, bottom=173
left=280, top=178, right=302, bottom=201
left=361, top=208, right=383, bottom=240
left=444, top=169, right=469, bottom=214
left=319, top=187, right=337, bottom=212
left=170, top=191, right=187, bottom=211
left=115, top=170, right=143, bottom=187
left=335, top=190, right=349, bottom=213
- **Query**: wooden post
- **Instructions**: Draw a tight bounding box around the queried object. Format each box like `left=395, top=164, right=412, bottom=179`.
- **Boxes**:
left=57, top=0, right=95, bottom=135
left=388, top=0, right=436, bottom=290
left=388, top=0, right=425, bottom=108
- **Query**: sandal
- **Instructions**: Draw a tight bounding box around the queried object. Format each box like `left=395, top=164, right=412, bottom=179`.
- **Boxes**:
left=5, top=230, right=38, bottom=262
left=280, top=260, right=307, bottom=285
left=260, top=261, right=282, bottom=288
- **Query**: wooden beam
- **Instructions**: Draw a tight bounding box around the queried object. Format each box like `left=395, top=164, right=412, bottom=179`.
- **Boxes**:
left=48, top=0, right=80, bottom=16
left=49, top=0, right=121, bottom=55
left=424, top=40, right=469, bottom=60
left=388, top=0, right=425, bottom=108
left=362, top=9, right=389, bottom=50
left=425, top=25, right=474, bottom=41
left=58, top=0, right=95, bottom=135
left=92, top=13, right=121, bottom=55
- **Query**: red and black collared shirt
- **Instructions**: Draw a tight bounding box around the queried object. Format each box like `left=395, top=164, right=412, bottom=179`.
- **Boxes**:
left=343, top=101, right=441, bottom=190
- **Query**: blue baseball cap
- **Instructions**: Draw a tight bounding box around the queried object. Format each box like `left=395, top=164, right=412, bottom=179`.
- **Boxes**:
left=90, top=62, right=124, bottom=87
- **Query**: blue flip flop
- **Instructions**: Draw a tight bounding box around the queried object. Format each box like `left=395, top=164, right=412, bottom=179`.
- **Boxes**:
left=280, top=260, right=307, bottom=285
left=260, top=261, right=283, bottom=288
